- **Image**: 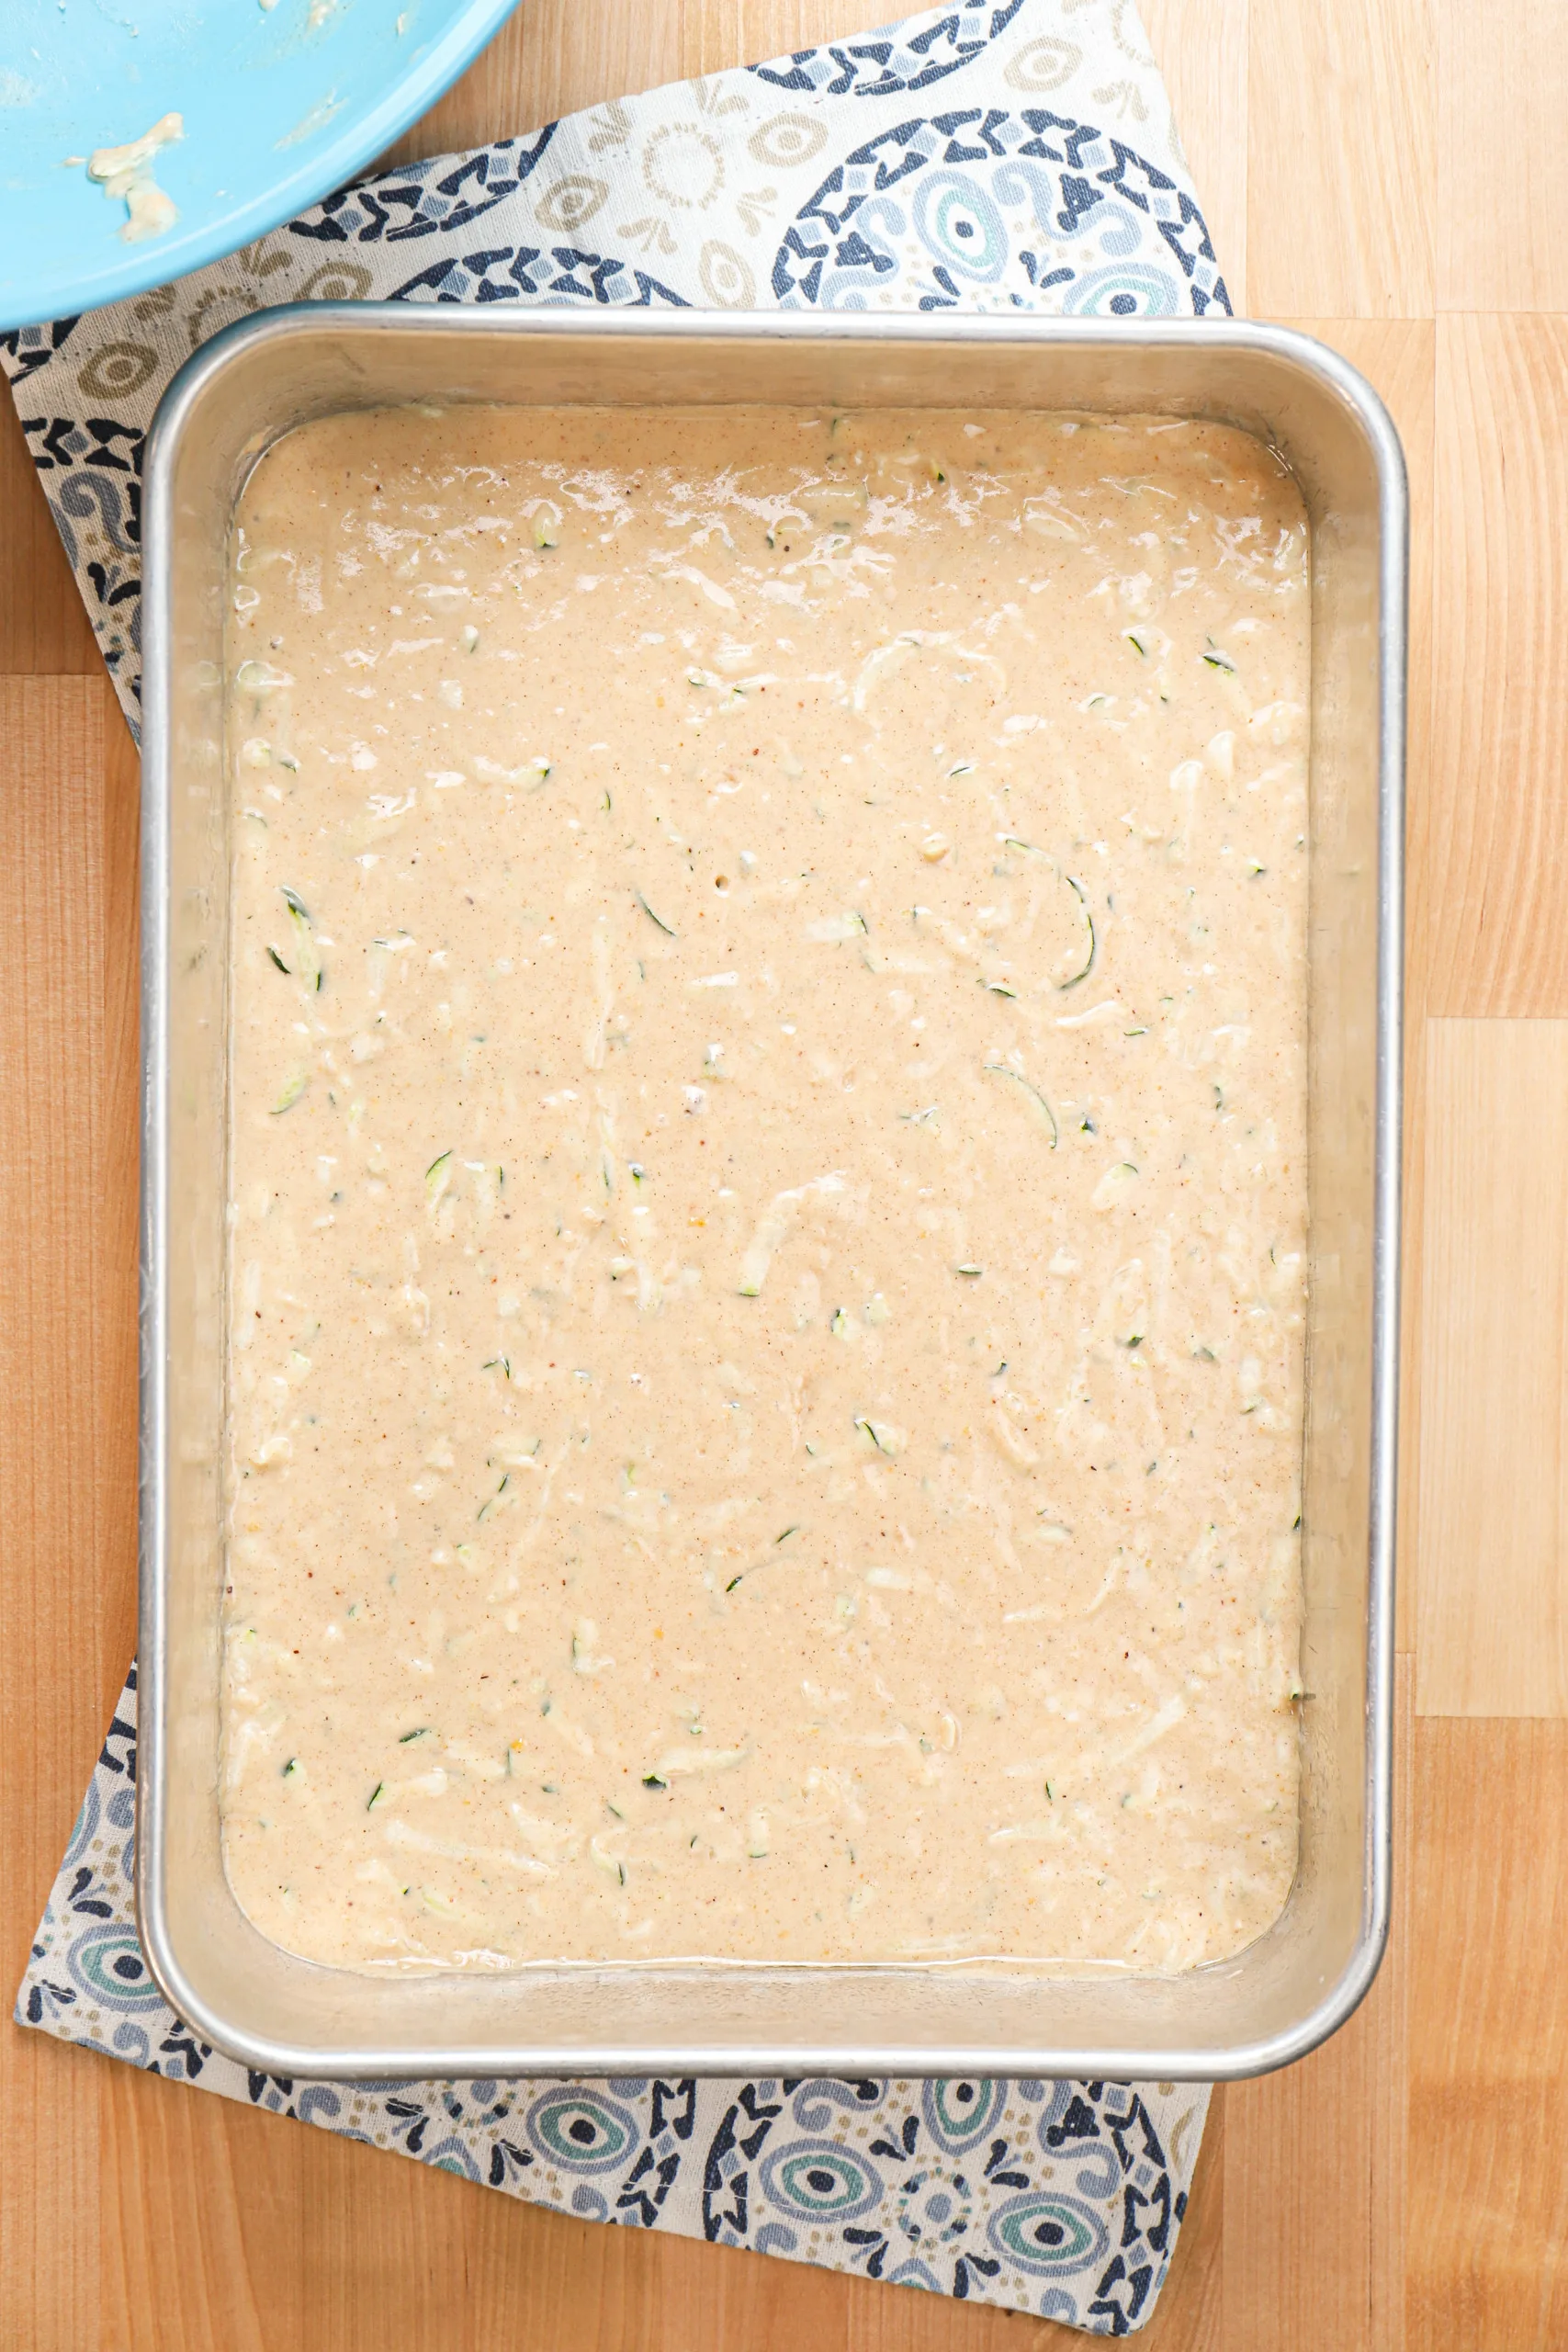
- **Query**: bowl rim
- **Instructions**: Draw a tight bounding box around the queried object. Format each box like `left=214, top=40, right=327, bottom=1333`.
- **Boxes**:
left=0, top=0, right=522, bottom=335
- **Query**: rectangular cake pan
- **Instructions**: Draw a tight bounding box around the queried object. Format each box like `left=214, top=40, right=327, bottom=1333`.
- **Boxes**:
left=138, top=306, right=1404, bottom=2082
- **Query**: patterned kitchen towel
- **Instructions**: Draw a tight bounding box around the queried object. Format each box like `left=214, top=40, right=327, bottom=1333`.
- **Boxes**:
left=7, top=2, right=1224, bottom=2333
left=0, top=0, right=1227, bottom=739
left=21, top=1668, right=1212, bottom=2337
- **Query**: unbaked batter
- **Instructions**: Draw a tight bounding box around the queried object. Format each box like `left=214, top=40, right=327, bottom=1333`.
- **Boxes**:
left=220, top=404, right=1310, bottom=1973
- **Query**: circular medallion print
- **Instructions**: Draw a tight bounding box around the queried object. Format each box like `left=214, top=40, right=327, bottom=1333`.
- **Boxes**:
left=987, top=2188, right=1110, bottom=2276
left=897, top=2165, right=975, bottom=2245
left=525, top=2086, right=641, bottom=2176
left=67, top=1924, right=164, bottom=2013
left=771, top=111, right=1225, bottom=317
left=922, top=2075, right=1009, bottom=2154
left=758, top=2136, right=884, bottom=2222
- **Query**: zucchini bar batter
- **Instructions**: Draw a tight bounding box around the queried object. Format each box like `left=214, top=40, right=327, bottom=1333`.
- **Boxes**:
left=221, top=404, right=1309, bottom=1973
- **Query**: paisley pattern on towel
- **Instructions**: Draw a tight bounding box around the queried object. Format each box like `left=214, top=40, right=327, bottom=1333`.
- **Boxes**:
left=0, top=0, right=1223, bottom=734
left=18, top=1666, right=1209, bottom=2336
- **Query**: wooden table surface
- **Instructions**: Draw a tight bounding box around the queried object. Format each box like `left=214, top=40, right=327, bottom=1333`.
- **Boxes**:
left=4, top=2, right=1564, bottom=2343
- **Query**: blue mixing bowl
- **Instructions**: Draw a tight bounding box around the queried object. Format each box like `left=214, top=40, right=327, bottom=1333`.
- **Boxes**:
left=1, top=0, right=520, bottom=331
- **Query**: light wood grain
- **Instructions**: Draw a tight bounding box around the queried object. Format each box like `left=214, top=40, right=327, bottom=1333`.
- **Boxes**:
left=1417, top=1019, right=1568, bottom=1716
left=1427, top=314, right=1568, bottom=1018
left=1143, top=0, right=1249, bottom=316
left=1247, top=0, right=1434, bottom=318
left=387, top=0, right=889, bottom=164
left=0, top=398, right=107, bottom=676
left=383, top=0, right=682, bottom=162
left=1408, top=1717, right=1568, bottom=2349
left=86, top=2024, right=1230, bottom=2350
left=1220, top=1658, right=1412, bottom=2352
left=1371, top=1668, right=1415, bottom=2352
left=1438, top=0, right=1568, bottom=313
left=0, top=675, right=138, bottom=2352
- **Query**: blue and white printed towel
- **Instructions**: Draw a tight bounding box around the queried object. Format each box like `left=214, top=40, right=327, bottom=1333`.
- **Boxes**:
left=6, top=2, right=1224, bottom=2332
left=23, top=1670, right=1211, bottom=2335
left=1, top=0, right=1227, bottom=741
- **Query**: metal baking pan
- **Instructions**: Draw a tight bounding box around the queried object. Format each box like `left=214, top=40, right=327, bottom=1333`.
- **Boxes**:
left=138, top=306, right=1404, bottom=2082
